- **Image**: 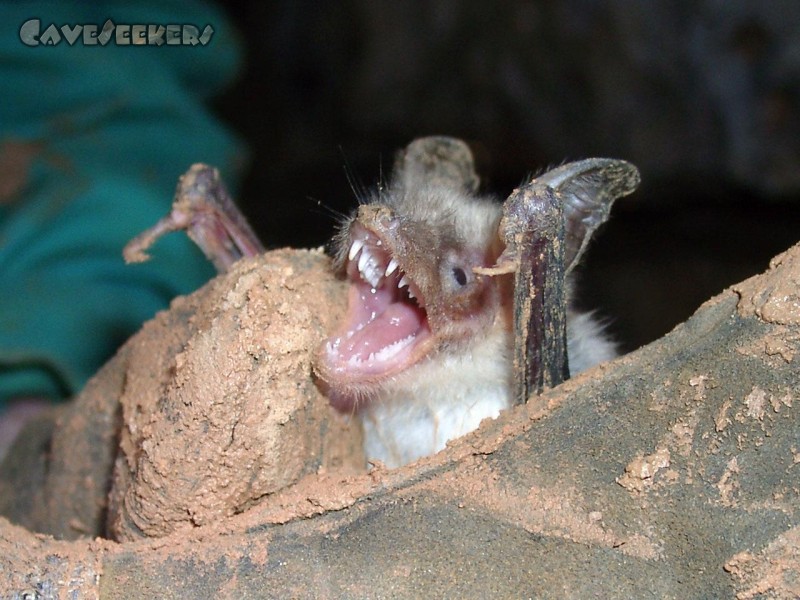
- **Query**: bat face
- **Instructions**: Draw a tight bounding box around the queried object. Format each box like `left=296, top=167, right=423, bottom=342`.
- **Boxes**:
left=312, top=137, right=639, bottom=467
left=315, top=183, right=506, bottom=411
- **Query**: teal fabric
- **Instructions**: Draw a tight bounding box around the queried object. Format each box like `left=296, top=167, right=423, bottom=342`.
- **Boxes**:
left=0, top=1, right=246, bottom=402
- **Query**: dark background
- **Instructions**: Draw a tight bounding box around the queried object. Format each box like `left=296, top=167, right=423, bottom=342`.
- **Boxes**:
left=212, top=2, right=800, bottom=352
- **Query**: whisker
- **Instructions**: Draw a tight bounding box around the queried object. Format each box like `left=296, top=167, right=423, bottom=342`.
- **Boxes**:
left=305, top=196, right=349, bottom=222
left=339, top=146, right=370, bottom=205
left=377, top=153, right=386, bottom=193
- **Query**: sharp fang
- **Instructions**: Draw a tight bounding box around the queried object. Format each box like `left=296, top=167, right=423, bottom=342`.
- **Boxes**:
left=398, top=275, right=409, bottom=289
left=348, top=239, right=364, bottom=260
left=385, top=258, right=399, bottom=276
left=366, top=269, right=380, bottom=288
left=358, top=249, right=371, bottom=273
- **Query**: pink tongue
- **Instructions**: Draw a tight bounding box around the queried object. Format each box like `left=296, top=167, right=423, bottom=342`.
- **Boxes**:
left=341, top=301, right=425, bottom=361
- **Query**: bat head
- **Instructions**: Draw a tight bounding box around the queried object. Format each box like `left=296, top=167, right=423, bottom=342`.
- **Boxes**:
left=315, top=183, right=505, bottom=411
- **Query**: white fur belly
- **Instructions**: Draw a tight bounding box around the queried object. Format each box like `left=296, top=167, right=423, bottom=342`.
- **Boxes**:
left=361, top=387, right=510, bottom=468
left=358, top=309, right=615, bottom=468
left=359, top=327, right=513, bottom=468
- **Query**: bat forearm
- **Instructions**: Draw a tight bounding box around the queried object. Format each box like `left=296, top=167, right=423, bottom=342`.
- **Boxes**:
left=502, top=185, right=569, bottom=403
left=124, top=164, right=263, bottom=273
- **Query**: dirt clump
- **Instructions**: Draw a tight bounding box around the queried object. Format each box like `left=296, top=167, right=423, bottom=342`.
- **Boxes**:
left=107, top=249, right=364, bottom=540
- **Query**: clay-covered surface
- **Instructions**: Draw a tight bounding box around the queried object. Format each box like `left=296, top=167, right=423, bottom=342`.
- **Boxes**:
left=0, top=249, right=363, bottom=543
left=1, top=243, right=799, bottom=598
left=0, top=517, right=103, bottom=599
left=107, top=248, right=362, bottom=540
left=0, top=351, right=126, bottom=539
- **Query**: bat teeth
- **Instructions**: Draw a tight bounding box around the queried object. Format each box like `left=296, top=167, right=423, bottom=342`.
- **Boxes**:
left=372, top=334, right=416, bottom=362
left=398, top=275, right=409, bottom=289
left=356, top=246, right=384, bottom=288
left=351, top=237, right=396, bottom=289
left=357, top=247, right=371, bottom=272
left=366, top=268, right=381, bottom=288
left=348, top=239, right=364, bottom=261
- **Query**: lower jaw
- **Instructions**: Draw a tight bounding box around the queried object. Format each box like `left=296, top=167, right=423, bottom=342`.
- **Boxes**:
left=315, top=339, right=436, bottom=413
left=324, top=387, right=361, bottom=413
left=315, top=375, right=383, bottom=413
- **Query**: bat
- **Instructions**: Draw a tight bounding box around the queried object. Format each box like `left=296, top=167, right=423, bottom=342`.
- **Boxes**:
left=314, top=137, right=639, bottom=467
left=126, top=139, right=640, bottom=469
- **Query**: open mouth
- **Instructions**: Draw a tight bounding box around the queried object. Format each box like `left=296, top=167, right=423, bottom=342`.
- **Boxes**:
left=320, top=225, right=433, bottom=387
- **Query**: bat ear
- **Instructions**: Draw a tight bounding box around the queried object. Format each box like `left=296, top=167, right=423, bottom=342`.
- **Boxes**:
left=534, top=159, right=640, bottom=272
left=392, top=136, right=480, bottom=194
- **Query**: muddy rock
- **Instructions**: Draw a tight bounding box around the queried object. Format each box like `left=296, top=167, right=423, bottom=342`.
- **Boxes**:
left=1, top=243, right=799, bottom=598
left=107, top=249, right=363, bottom=540
left=0, top=249, right=364, bottom=543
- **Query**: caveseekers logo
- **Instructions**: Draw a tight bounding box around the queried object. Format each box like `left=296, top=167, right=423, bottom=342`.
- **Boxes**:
left=19, top=18, right=214, bottom=46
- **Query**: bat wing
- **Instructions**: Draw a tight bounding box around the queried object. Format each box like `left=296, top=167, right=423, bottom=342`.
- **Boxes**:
left=491, top=159, right=640, bottom=404
left=124, top=164, right=264, bottom=273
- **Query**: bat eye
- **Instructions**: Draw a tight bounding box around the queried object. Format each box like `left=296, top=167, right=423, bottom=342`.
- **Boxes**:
left=442, top=252, right=474, bottom=292
left=452, top=266, right=468, bottom=286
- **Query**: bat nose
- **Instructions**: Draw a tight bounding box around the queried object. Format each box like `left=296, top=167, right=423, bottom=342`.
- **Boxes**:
left=358, top=204, right=397, bottom=230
